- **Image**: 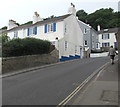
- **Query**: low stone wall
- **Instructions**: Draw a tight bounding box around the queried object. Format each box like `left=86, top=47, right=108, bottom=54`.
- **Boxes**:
left=2, top=49, right=59, bottom=74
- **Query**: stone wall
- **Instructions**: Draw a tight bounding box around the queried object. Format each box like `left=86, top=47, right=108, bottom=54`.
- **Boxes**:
left=2, top=49, right=59, bottom=74
left=115, top=30, right=120, bottom=67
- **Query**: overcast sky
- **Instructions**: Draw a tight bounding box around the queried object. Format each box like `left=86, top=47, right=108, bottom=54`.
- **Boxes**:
left=0, top=0, right=119, bottom=28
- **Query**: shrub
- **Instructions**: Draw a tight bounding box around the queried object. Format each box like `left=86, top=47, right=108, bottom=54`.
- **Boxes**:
left=2, top=38, right=51, bottom=57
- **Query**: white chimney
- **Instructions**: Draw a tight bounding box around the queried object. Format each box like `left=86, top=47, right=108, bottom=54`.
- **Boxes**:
left=97, top=25, right=100, bottom=31
left=76, top=16, right=79, bottom=20
left=8, top=20, right=18, bottom=30
left=33, top=12, right=43, bottom=24
left=68, top=3, right=76, bottom=16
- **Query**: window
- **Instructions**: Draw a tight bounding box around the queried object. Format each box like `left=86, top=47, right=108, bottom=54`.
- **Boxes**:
left=44, top=23, right=56, bottom=33
left=27, top=28, right=30, bottom=36
left=96, top=43, right=99, bottom=49
left=65, top=41, right=68, bottom=51
left=84, top=40, right=88, bottom=46
left=75, top=45, right=77, bottom=53
left=102, top=33, right=110, bottom=39
left=33, top=27, right=37, bottom=35
left=44, top=24, right=47, bottom=33
left=27, top=27, right=37, bottom=36
left=92, top=41, right=94, bottom=49
left=64, top=24, right=67, bottom=33
left=102, top=42, right=110, bottom=47
left=14, top=31, right=18, bottom=38
left=84, top=28, right=87, bottom=34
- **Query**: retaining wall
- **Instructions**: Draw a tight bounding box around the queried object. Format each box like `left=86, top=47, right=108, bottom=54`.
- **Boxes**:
left=2, top=49, right=59, bottom=74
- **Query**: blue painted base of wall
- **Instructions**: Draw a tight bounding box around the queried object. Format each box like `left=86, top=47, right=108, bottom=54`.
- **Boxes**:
left=60, top=55, right=80, bottom=61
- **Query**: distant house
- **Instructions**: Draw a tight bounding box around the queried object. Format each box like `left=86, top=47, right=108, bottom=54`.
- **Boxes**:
left=1, top=4, right=85, bottom=61
left=98, top=27, right=119, bottom=50
left=78, top=20, right=99, bottom=54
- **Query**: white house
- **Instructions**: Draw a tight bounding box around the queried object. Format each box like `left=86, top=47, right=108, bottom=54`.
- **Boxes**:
left=2, top=3, right=84, bottom=61
left=98, top=27, right=118, bottom=49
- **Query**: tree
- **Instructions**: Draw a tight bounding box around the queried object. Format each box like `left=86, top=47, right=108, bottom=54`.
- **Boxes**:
left=76, top=10, right=88, bottom=23
left=0, top=34, right=9, bottom=44
left=76, top=8, right=120, bottom=30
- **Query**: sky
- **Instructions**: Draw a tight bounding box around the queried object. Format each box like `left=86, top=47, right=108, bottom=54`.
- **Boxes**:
left=0, top=0, right=119, bottom=28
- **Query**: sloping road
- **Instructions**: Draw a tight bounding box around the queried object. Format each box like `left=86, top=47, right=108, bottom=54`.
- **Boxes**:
left=3, top=57, right=110, bottom=105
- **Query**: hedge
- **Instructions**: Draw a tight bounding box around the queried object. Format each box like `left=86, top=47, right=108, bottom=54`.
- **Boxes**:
left=2, top=38, right=51, bottom=57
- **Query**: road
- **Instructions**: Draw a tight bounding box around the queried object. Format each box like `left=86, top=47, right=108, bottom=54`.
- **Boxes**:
left=3, top=57, right=110, bottom=105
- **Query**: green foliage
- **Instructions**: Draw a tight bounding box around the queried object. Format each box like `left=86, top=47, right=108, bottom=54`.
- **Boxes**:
left=21, top=21, right=33, bottom=26
left=2, top=38, right=51, bottom=57
left=0, top=34, right=9, bottom=44
left=76, top=10, right=88, bottom=23
left=44, top=15, right=56, bottom=20
left=76, top=8, right=120, bottom=30
left=0, top=26, right=7, bottom=30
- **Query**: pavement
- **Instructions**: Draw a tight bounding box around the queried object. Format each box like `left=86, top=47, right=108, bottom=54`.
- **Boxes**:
left=69, top=60, right=119, bottom=106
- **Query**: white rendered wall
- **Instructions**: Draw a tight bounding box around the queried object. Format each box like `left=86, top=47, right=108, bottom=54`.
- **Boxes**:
left=58, top=15, right=83, bottom=58
left=24, top=21, right=64, bottom=42
left=99, top=33, right=117, bottom=48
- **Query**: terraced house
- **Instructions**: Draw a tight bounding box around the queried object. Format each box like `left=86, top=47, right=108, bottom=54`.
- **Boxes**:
left=98, top=27, right=118, bottom=50
left=1, top=3, right=99, bottom=61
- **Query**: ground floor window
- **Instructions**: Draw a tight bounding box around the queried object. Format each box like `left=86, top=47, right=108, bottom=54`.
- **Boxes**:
left=102, top=42, right=110, bottom=47
left=84, top=40, right=88, bottom=46
left=65, top=41, right=68, bottom=51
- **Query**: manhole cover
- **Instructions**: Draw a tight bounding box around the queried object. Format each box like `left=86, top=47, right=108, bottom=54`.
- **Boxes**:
left=100, top=90, right=118, bottom=103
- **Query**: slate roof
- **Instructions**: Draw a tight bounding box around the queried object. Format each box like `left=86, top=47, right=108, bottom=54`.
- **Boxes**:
left=1, top=14, right=71, bottom=34
left=98, top=28, right=119, bottom=34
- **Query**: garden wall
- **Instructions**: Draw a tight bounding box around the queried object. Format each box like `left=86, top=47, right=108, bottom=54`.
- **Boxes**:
left=2, top=49, right=59, bottom=74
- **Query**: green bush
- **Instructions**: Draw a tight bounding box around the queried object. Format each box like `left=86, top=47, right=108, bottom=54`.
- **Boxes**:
left=2, top=38, right=51, bottom=57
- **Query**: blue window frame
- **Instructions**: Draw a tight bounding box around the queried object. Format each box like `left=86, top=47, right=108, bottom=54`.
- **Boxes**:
left=44, top=23, right=56, bottom=33
left=27, top=28, right=30, bottom=36
left=53, top=23, right=56, bottom=32
left=44, top=24, right=47, bottom=33
left=33, top=27, right=37, bottom=35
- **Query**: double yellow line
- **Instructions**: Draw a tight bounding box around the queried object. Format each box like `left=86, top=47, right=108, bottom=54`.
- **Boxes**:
left=57, top=61, right=111, bottom=107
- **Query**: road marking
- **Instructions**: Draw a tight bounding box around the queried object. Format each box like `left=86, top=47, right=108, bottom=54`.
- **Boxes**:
left=57, top=61, right=110, bottom=107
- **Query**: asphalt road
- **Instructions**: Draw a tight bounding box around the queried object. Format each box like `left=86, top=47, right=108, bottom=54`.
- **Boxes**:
left=2, top=57, right=110, bottom=105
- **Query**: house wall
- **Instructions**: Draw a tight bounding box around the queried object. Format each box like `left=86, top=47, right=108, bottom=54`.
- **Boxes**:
left=8, top=29, right=25, bottom=39
left=99, top=32, right=117, bottom=48
left=6, top=15, right=84, bottom=60
left=78, top=20, right=99, bottom=52
left=91, top=29, right=99, bottom=50
left=78, top=20, right=91, bottom=52
left=58, top=15, right=83, bottom=59
left=7, top=21, right=64, bottom=46
left=24, top=21, right=64, bottom=42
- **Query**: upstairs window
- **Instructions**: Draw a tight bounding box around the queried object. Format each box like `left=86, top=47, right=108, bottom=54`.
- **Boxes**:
left=27, top=27, right=37, bottom=36
left=33, top=27, right=37, bottom=35
left=44, top=23, right=56, bottom=33
left=102, top=33, right=110, bottom=39
left=14, top=31, right=18, bottom=38
left=64, top=24, right=67, bottom=34
left=27, top=28, right=30, bottom=36
left=84, top=28, right=87, bottom=34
